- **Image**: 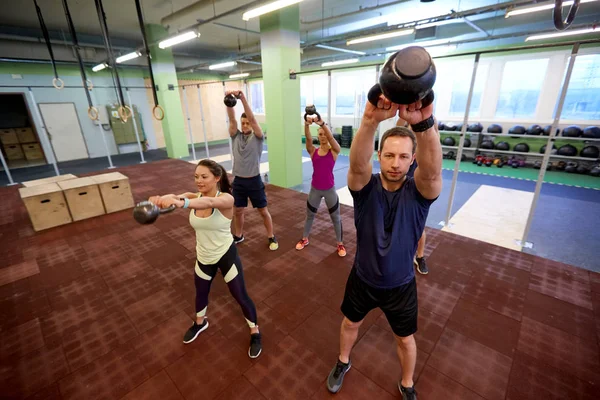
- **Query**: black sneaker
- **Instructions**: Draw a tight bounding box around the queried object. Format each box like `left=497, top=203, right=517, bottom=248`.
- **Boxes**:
left=415, top=257, right=429, bottom=275
left=399, top=383, right=417, bottom=400
left=327, top=359, right=351, bottom=393
left=233, top=234, right=245, bottom=244
left=248, top=332, right=262, bottom=358
left=182, top=319, right=209, bottom=344
left=268, top=236, right=279, bottom=251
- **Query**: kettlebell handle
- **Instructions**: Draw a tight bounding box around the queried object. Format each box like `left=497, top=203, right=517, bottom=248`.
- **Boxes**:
left=160, top=204, right=177, bottom=214
left=367, top=84, right=435, bottom=109
left=304, top=105, right=322, bottom=122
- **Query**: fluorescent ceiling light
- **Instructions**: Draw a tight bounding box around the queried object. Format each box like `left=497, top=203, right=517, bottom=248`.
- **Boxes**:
left=347, top=29, right=414, bottom=45
left=229, top=73, right=250, bottom=79
left=525, top=27, right=598, bottom=41
left=92, top=63, right=107, bottom=72
left=242, top=0, right=304, bottom=21
left=116, top=51, right=141, bottom=63
left=322, top=58, right=359, bottom=67
left=506, top=0, right=597, bottom=18
left=209, top=61, right=237, bottom=70
left=426, top=44, right=457, bottom=57
left=315, top=44, right=366, bottom=55
left=386, top=38, right=451, bottom=52
left=158, top=31, right=200, bottom=49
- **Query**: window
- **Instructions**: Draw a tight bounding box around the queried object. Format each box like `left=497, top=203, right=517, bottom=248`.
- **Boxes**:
left=448, top=64, right=489, bottom=117
left=560, top=54, right=600, bottom=120
left=333, top=68, right=376, bottom=116
left=249, top=81, right=265, bottom=114
left=495, top=58, right=549, bottom=118
left=300, top=74, right=328, bottom=115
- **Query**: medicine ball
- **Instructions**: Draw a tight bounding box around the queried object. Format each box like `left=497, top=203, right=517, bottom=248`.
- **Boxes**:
left=467, top=122, right=483, bottom=133
left=438, top=122, right=446, bottom=131
left=442, top=136, right=456, bottom=146
left=463, top=138, right=471, bottom=148
left=577, top=165, right=590, bottom=174
left=580, top=145, right=600, bottom=159
left=495, top=141, right=510, bottom=151
left=534, top=160, right=542, bottom=169
left=487, top=124, right=502, bottom=134
left=542, top=125, right=558, bottom=136
left=555, top=161, right=567, bottom=171
left=564, top=162, right=578, bottom=173
left=557, top=144, right=577, bottom=157
left=446, top=151, right=455, bottom=159
left=509, top=125, right=526, bottom=136
left=582, top=126, right=600, bottom=139
left=527, top=124, right=543, bottom=135
left=480, top=140, right=495, bottom=149
left=445, top=123, right=457, bottom=131
left=540, top=144, right=557, bottom=154
left=562, top=125, right=583, bottom=137
left=455, top=123, right=464, bottom=132
left=514, top=143, right=530, bottom=152
left=590, top=165, right=600, bottom=177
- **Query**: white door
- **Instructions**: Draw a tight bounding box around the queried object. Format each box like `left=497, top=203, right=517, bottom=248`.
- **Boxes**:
left=39, top=103, right=88, bottom=162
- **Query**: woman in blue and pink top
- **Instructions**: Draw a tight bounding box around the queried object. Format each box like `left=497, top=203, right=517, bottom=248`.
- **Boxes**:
left=296, top=113, right=346, bottom=257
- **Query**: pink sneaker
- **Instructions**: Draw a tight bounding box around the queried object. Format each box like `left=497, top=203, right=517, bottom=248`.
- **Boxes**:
left=296, top=238, right=309, bottom=250
left=337, top=244, right=347, bottom=257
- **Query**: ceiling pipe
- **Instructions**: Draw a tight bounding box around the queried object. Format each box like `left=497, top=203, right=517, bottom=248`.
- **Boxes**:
left=0, top=32, right=131, bottom=51
left=161, top=0, right=215, bottom=29
left=301, top=0, right=410, bottom=25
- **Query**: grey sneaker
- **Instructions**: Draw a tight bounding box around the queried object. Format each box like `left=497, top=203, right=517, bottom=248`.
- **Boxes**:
left=327, top=359, right=351, bottom=393
left=183, top=319, right=209, bottom=344
left=415, top=257, right=429, bottom=275
left=399, top=383, right=417, bottom=400
left=248, top=333, right=262, bottom=359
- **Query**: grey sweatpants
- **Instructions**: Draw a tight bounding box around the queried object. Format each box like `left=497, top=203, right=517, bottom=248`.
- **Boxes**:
left=303, top=186, right=343, bottom=242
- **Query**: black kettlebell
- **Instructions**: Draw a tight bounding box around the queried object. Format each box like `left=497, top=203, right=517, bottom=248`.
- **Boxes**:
left=133, top=201, right=176, bottom=224
left=224, top=93, right=240, bottom=108
left=304, top=104, right=322, bottom=122
left=368, top=46, right=436, bottom=108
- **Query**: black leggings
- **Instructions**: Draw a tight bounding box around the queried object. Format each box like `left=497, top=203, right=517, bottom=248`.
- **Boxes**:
left=194, top=244, right=257, bottom=327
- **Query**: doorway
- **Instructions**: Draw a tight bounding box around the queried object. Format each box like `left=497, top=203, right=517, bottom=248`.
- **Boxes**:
left=38, top=103, right=89, bottom=162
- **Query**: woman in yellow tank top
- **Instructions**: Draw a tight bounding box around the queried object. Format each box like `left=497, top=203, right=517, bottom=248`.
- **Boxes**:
left=149, top=159, right=261, bottom=358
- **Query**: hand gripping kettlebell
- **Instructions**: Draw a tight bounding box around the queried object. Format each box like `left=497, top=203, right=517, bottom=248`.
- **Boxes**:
left=304, top=105, right=322, bottom=122
left=368, top=46, right=436, bottom=108
left=223, top=93, right=241, bottom=108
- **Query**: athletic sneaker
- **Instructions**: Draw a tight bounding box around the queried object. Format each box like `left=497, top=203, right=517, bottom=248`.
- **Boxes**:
left=268, top=236, right=279, bottom=251
left=233, top=234, right=245, bottom=244
left=248, top=332, right=262, bottom=358
left=183, top=319, right=209, bottom=344
left=296, top=238, right=309, bottom=250
left=327, top=359, right=351, bottom=393
left=337, top=244, right=347, bottom=257
left=414, top=257, right=429, bottom=275
left=399, top=383, right=417, bottom=400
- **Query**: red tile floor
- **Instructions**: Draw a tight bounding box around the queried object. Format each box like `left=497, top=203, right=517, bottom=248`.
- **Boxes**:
left=1, top=159, right=599, bottom=399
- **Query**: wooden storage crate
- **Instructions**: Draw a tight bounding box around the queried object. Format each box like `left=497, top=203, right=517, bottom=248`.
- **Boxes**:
left=16, top=128, right=36, bottom=143
left=0, top=129, right=19, bottom=145
left=91, top=172, right=134, bottom=213
left=58, top=177, right=105, bottom=221
left=21, top=143, right=44, bottom=160
left=18, top=183, right=72, bottom=231
left=22, top=174, right=78, bottom=188
left=3, top=143, right=25, bottom=160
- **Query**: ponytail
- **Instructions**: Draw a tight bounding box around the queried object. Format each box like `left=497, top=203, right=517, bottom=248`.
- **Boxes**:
left=218, top=165, right=232, bottom=194
left=197, top=159, right=232, bottom=195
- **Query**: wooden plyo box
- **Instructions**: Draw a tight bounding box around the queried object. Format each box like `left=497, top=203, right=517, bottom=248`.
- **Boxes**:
left=18, top=183, right=72, bottom=231
left=58, top=177, right=105, bottom=221
left=22, top=174, right=78, bottom=188
left=91, top=172, right=134, bottom=213
left=21, top=143, right=44, bottom=160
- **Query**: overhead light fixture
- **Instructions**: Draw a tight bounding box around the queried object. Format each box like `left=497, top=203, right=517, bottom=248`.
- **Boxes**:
left=242, top=0, right=304, bottom=21
left=525, top=27, right=598, bottom=41
left=506, top=0, right=597, bottom=18
left=230, top=73, right=250, bottom=79
left=116, top=51, right=141, bottom=63
left=209, top=61, right=237, bottom=70
left=414, top=19, right=464, bottom=29
left=322, top=58, right=360, bottom=67
left=158, top=31, right=200, bottom=49
left=386, top=38, right=451, bottom=52
left=92, top=63, right=108, bottom=72
left=347, top=29, right=414, bottom=45
left=315, top=44, right=366, bottom=55
left=425, top=44, right=457, bottom=57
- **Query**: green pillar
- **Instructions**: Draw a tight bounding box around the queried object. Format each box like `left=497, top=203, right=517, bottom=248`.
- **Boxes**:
left=260, top=6, right=302, bottom=188
left=145, top=24, right=188, bottom=158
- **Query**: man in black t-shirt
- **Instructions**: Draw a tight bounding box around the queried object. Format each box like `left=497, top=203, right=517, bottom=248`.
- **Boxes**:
left=326, top=95, right=442, bottom=400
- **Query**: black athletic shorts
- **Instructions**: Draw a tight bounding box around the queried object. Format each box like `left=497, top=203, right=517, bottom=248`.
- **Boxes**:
left=341, top=267, right=418, bottom=337
left=232, top=175, right=267, bottom=208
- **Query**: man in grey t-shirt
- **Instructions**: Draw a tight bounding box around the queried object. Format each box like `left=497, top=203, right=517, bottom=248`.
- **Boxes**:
left=226, top=90, right=278, bottom=251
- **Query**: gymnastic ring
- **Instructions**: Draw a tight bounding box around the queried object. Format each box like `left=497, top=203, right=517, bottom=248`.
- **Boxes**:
left=118, top=105, right=132, bottom=122
left=52, top=77, right=64, bottom=90
left=153, top=105, right=165, bottom=121
left=86, top=79, right=94, bottom=91
left=87, top=106, right=99, bottom=121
